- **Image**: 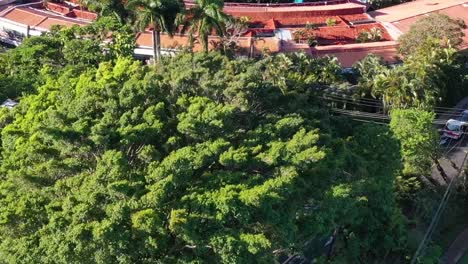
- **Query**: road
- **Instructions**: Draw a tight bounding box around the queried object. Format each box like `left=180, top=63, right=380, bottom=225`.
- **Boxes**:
left=432, top=137, right=468, bottom=185
left=432, top=97, right=468, bottom=184
left=434, top=97, right=468, bottom=264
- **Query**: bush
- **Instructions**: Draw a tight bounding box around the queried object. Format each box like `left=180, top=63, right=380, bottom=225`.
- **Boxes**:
left=305, top=22, right=318, bottom=30
left=398, top=13, right=465, bottom=55
left=357, top=27, right=383, bottom=43
left=326, top=18, right=337, bottom=27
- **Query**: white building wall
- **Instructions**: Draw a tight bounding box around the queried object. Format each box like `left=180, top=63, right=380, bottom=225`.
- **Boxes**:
left=0, top=18, right=28, bottom=35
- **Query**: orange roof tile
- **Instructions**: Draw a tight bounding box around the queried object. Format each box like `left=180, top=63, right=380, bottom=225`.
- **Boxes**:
left=136, top=32, right=152, bottom=48
left=2, top=8, right=46, bottom=26
left=264, top=18, right=279, bottom=29
left=293, top=23, right=391, bottom=45
left=223, top=2, right=366, bottom=14
left=35, top=17, right=82, bottom=30
left=0, top=6, right=89, bottom=31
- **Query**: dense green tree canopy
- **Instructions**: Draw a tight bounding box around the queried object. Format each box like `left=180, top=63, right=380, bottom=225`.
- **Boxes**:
left=398, top=14, right=465, bottom=56
left=3, top=12, right=467, bottom=261
left=354, top=39, right=465, bottom=109
left=0, top=19, right=135, bottom=103
left=0, top=50, right=408, bottom=263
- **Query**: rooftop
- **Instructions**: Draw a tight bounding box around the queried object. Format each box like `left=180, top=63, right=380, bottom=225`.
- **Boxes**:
left=0, top=5, right=88, bottom=31
left=371, top=0, right=468, bottom=48
left=1, top=0, right=464, bottom=67
left=370, top=0, right=467, bottom=23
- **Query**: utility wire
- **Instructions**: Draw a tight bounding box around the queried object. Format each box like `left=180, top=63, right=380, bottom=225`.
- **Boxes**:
left=329, top=108, right=448, bottom=125
left=322, top=97, right=462, bottom=116
left=323, top=92, right=468, bottom=110
left=325, top=92, right=468, bottom=262
left=410, top=137, right=468, bottom=264
left=321, top=94, right=467, bottom=113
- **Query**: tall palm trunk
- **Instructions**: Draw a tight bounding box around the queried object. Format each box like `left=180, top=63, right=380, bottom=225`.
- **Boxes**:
left=249, top=37, right=254, bottom=58
left=202, top=34, right=209, bottom=53
left=152, top=29, right=161, bottom=64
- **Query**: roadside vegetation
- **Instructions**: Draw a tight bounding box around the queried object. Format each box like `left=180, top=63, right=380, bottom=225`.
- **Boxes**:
left=0, top=1, right=467, bottom=263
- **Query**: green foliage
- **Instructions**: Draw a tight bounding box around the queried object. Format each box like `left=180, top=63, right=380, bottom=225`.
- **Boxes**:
left=325, top=18, right=337, bottom=27
left=182, top=0, right=230, bottom=52
left=126, top=0, right=184, bottom=62
left=390, top=108, right=437, bottom=176
left=354, top=39, right=462, bottom=109
left=0, top=50, right=407, bottom=263
left=0, top=20, right=136, bottom=103
left=305, top=22, right=318, bottom=30
left=356, top=27, right=383, bottom=43
left=353, top=54, right=387, bottom=94
left=82, top=0, right=132, bottom=22
left=398, top=13, right=465, bottom=55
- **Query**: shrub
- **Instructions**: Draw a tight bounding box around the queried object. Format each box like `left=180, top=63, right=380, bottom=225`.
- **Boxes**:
left=357, top=27, right=382, bottom=43
left=305, top=22, right=318, bottom=30
left=326, top=18, right=337, bottom=27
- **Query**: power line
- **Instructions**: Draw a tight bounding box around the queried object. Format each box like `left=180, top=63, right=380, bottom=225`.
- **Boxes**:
left=321, top=93, right=467, bottom=114
left=328, top=92, right=468, bottom=262
left=329, top=107, right=449, bottom=125
left=410, top=138, right=468, bottom=263
left=323, top=92, right=468, bottom=111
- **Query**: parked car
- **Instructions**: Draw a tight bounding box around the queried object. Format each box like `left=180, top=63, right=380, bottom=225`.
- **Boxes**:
left=460, top=110, right=468, bottom=122
left=442, top=119, right=467, bottom=140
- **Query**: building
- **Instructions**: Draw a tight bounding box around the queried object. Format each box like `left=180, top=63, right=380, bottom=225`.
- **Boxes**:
left=371, top=0, right=468, bottom=50
left=0, top=0, right=466, bottom=67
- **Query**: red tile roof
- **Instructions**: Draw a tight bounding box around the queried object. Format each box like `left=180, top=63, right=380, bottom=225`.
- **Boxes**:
left=0, top=0, right=399, bottom=67
left=0, top=6, right=89, bottom=29
left=35, top=17, right=81, bottom=30
left=45, top=2, right=71, bottom=15
left=2, top=8, right=47, bottom=26
left=293, top=23, right=391, bottom=45
left=264, top=18, right=279, bottom=29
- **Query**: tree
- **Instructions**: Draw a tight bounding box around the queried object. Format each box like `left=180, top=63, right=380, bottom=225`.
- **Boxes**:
left=389, top=109, right=440, bottom=183
left=353, top=54, right=387, bottom=95
left=126, top=0, right=184, bottom=63
left=214, top=16, right=249, bottom=56
left=398, top=13, right=465, bottom=55
left=354, top=38, right=461, bottom=110
left=182, top=0, right=229, bottom=52
left=81, top=0, right=132, bottom=23
left=0, top=51, right=407, bottom=263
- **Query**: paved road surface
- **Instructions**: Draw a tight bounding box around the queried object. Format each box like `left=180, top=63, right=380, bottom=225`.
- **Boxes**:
left=432, top=97, right=468, bottom=184
left=442, top=228, right=468, bottom=264
left=435, top=97, right=468, bottom=264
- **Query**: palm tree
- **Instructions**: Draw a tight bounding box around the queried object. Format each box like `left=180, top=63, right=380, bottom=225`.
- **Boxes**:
left=182, top=0, right=229, bottom=52
left=80, top=0, right=131, bottom=23
left=126, top=0, right=184, bottom=63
